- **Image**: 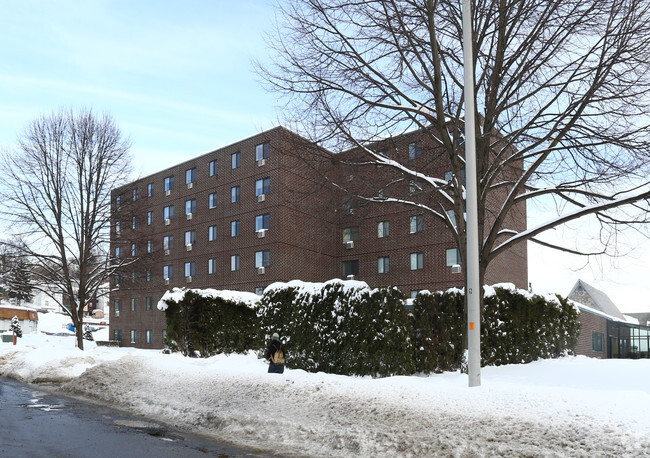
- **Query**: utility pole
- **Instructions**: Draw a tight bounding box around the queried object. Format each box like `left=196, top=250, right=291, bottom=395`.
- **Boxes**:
left=462, top=0, right=481, bottom=387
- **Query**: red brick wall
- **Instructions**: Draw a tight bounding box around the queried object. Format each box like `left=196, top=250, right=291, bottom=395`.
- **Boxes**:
left=574, top=308, right=608, bottom=359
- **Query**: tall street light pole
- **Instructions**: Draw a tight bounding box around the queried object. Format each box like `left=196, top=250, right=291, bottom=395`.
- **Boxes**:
left=462, top=0, right=481, bottom=387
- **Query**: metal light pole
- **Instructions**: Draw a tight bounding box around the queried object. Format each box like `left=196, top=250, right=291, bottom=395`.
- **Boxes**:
left=462, top=0, right=481, bottom=387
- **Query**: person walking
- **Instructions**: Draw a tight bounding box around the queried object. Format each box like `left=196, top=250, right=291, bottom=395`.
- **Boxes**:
left=265, top=333, right=286, bottom=374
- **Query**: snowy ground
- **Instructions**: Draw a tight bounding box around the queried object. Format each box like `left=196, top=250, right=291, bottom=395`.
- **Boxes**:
left=1, top=312, right=649, bottom=457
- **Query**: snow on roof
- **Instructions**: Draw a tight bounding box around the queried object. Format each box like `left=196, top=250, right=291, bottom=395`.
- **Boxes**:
left=568, top=279, right=627, bottom=321
left=156, top=288, right=261, bottom=311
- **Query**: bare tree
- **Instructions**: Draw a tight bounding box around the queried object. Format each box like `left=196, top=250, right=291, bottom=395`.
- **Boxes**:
left=0, top=108, right=132, bottom=349
left=260, top=0, right=650, bottom=295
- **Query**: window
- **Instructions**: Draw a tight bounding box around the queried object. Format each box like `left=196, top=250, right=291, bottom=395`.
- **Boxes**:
left=132, top=216, right=137, bottom=229
left=208, top=225, right=217, bottom=241
left=231, top=220, right=240, bottom=237
left=146, top=269, right=152, bottom=282
left=378, top=256, right=390, bottom=274
left=184, top=230, right=196, bottom=246
left=185, top=199, right=196, bottom=215
left=410, top=290, right=420, bottom=299
left=163, top=205, right=174, bottom=220
left=409, top=180, right=423, bottom=195
left=410, top=215, right=423, bottom=233
left=147, top=240, right=153, bottom=253
left=184, top=261, right=196, bottom=278
left=114, top=299, right=122, bottom=317
left=256, top=142, right=270, bottom=161
left=410, top=252, right=424, bottom=270
left=231, top=186, right=240, bottom=203
left=592, top=332, right=604, bottom=352
left=208, top=258, right=217, bottom=274
left=146, top=330, right=153, bottom=344
left=209, top=159, right=218, bottom=176
left=231, top=151, right=240, bottom=169
left=130, top=329, right=136, bottom=344
left=163, top=235, right=173, bottom=251
left=342, top=226, right=359, bottom=243
left=115, top=221, right=121, bottom=236
left=408, top=141, right=421, bottom=159
left=133, top=188, right=138, bottom=201
left=255, top=177, right=270, bottom=196
left=446, top=248, right=462, bottom=267
left=113, top=329, right=122, bottom=342
left=255, top=287, right=265, bottom=296
left=147, top=211, right=154, bottom=225
left=255, top=250, right=270, bottom=268
left=378, top=221, right=390, bottom=238
left=131, top=271, right=137, bottom=284
left=146, top=296, right=153, bottom=311
left=131, top=243, right=137, bottom=257
left=231, top=254, right=240, bottom=271
left=446, top=209, right=457, bottom=228
left=255, top=214, right=270, bottom=232
left=185, top=167, right=197, bottom=185
left=115, top=194, right=122, bottom=209
left=147, top=182, right=154, bottom=197
left=115, top=246, right=123, bottom=258
left=342, top=260, right=359, bottom=278
left=164, top=175, right=175, bottom=192
left=163, top=265, right=173, bottom=280
left=130, top=298, right=137, bottom=312
left=445, top=168, right=466, bottom=186
left=209, top=192, right=218, bottom=209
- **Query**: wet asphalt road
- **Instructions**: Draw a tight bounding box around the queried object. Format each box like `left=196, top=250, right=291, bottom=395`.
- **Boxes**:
left=0, top=377, right=265, bottom=457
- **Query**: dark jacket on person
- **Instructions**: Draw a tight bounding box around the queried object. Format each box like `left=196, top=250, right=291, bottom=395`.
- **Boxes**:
left=265, top=338, right=285, bottom=374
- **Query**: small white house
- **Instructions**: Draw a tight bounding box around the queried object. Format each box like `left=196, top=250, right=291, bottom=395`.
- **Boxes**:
left=0, top=305, right=38, bottom=334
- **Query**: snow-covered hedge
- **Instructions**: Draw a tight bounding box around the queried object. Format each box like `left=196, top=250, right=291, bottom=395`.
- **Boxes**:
left=258, top=280, right=414, bottom=377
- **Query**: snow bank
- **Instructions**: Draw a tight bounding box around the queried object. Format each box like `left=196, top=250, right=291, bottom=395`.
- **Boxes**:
left=156, top=287, right=261, bottom=311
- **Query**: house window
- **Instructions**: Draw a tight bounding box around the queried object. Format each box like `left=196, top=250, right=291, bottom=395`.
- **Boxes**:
left=592, top=332, right=604, bottom=352
left=163, top=235, right=173, bottom=251
left=255, top=250, right=270, bottom=268
left=115, top=221, right=121, bottom=236
left=147, top=211, right=154, bottom=225
left=113, top=329, right=122, bottom=342
left=342, top=226, right=359, bottom=243
left=146, top=330, right=153, bottom=344
left=231, top=151, right=240, bottom=169
left=342, top=260, right=359, bottom=278
left=115, top=246, right=123, bottom=258
left=208, top=258, right=217, bottom=274
left=185, top=167, right=197, bottom=185
left=147, top=240, right=153, bottom=253
left=131, top=243, right=137, bottom=257
left=114, top=299, right=122, bottom=317
left=147, top=182, right=154, bottom=197
left=255, top=214, right=270, bottom=231
left=146, top=296, right=153, bottom=310
left=163, top=265, right=173, bottom=280
left=209, top=159, right=218, bottom=176
left=131, top=298, right=137, bottom=312
left=231, top=254, right=240, bottom=271
left=378, top=256, right=390, bottom=274
left=163, top=205, right=174, bottom=220
left=446, top=248, right=462, bottom=267
left=408, top=141, right=421, bottom=159
left=410, top=252, right=424, bottom=270
left=377, top=221, right=389, bottom=238
left=133, top=188, right=138, bottom=201
left=184, top=261, right=196, bottom=278
left=231, top=186, right=240, bottom=203
left=255, top=177, right=270, bottom=196
left=146, top=269, right=152, bottom=282
left=231, top=220, right=240, bottom=237
left=185, top=199, right=196, bottom=215
left=209, top=192, right=218, bottom=209
left=256, top=142, right=270, bottom=161
left=164, top=175, right=174, bottom=192
left=208, top=225, right=217, bottom=241
left=130, top=329, right=136, bottom=344
left=184, top=230, right=196, bottom=246
left=410, top=215, right=423, bottom=233
left=115, top=194, right=122, bottom=209
left=131, top=216, right=137, bottom=229
left=446, top=209, right=457, bottom=228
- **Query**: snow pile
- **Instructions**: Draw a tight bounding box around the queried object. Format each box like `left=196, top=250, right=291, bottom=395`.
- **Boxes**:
left=1, top=313, right=649, bottom=456
left=157, top=287, right=261, bottom=311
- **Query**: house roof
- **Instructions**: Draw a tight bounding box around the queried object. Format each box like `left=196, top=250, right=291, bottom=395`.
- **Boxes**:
left=568, top=279, right=627, bottom=321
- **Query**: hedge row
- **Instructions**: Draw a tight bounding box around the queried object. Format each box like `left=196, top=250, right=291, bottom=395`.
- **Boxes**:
left=161, top=282, right=580, bottom=375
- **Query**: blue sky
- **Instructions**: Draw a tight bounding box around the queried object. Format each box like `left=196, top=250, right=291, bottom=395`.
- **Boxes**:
left=1, top=0, right=648, bottom=312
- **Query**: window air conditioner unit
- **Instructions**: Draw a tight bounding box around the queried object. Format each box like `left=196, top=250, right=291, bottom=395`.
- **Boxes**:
left=165, top=219, right=171, bottom=226
left=258, top=194, right=266, bottom=202
left=451, top=264, right=462, bottom=274
left=164, top=278, right=170, bottom=285
left=345, top=241, right=354, bottom=249
left=346, top=275, right=355, bottom=280
left=187, top=182, right=193, bottom=189
left=186, top=244, right=193, bottom=251
left=186, top=213, right=193, bottom=220
left=258, top=267, right=265, bottom=275
left=115, top=311, right=120, bottom=317
left=257, top=158, right=266, bottom=167
left=257, top=229, right=267, bottom=238
left=186, top=276, right=192, bottom=283
left=165, top=189, right=171, bottom=196
left=164, top=249, right=170, bottom=256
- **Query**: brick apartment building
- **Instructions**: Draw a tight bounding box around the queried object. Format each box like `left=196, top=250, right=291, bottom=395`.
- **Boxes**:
left=110, top=126, right=528, bottom=348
